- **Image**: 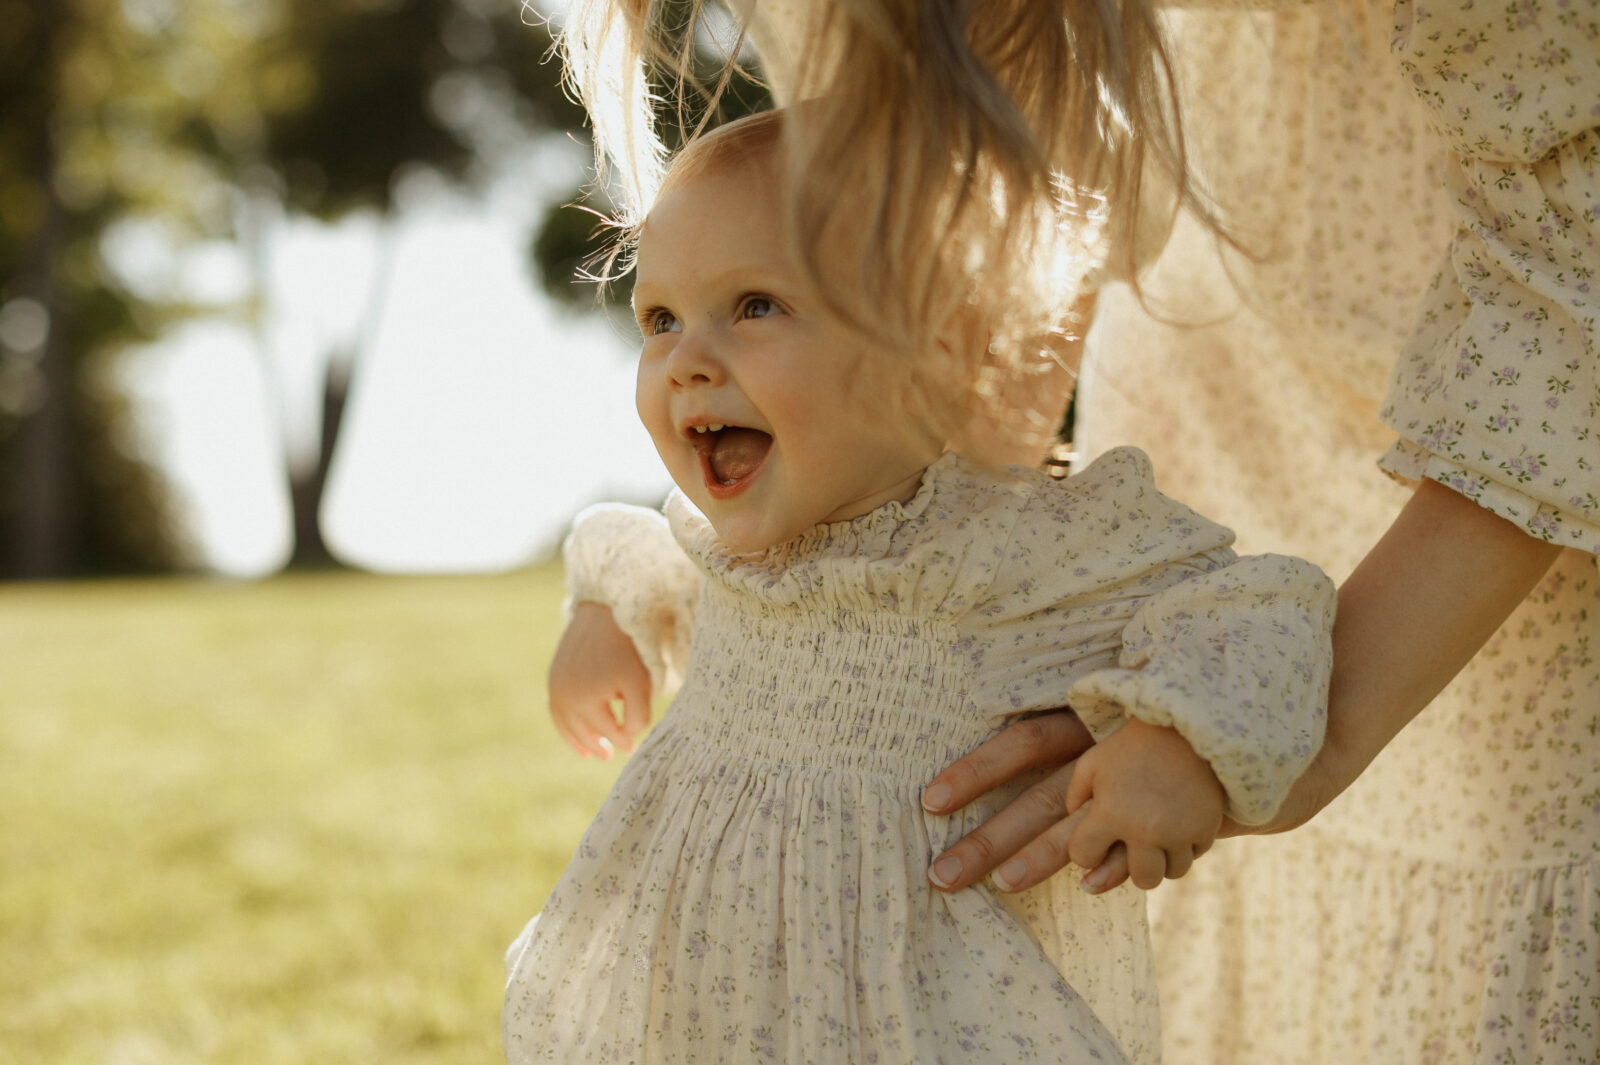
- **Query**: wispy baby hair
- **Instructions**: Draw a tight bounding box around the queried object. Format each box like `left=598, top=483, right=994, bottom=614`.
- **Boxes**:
left=556, top=0, right=1202, bottom=432
left=655, top=105, right=787, bottom=197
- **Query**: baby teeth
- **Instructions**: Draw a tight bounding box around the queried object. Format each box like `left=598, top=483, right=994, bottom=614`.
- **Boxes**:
left=692, top=424, right=725, bottom=434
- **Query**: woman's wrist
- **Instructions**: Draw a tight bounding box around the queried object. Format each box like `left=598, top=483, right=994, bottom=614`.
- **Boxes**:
left=1224, top=479, right=1562, bottom=839
left=1218, top=730, right=1356, bottom=838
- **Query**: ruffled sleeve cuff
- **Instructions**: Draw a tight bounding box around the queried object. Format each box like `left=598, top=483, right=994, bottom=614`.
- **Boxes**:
left=1066, top=554, right=1336, bottom=825
left=562, top=502, right=703, bottom=698
left=1380, top=439, right=1600, bottom=557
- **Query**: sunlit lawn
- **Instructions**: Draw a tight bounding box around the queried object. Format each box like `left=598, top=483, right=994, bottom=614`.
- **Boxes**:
left=0, top=565, right=623, bottom=1065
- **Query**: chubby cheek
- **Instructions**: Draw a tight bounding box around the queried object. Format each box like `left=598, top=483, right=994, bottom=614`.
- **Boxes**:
left=635, top=362, right=672, bottom=454
left=635, top=362, right=698, bottom=497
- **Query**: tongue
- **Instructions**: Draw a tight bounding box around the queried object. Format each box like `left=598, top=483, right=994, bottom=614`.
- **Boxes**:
left=708, top=428, right=771, bottom=485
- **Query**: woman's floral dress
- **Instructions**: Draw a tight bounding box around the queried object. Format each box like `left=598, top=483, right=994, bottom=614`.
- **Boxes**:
left=1073, top=2, right=1600, bottom=1062
left=503, top=450, right=1336, bottom=1064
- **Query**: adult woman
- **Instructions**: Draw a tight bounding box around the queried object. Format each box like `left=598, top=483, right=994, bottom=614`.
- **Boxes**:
left=919, top=4, right=1599, bottom=1061
left=556, top=1, right=1599, bottom=1060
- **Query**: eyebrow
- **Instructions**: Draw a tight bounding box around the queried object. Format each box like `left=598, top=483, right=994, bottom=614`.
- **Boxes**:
left=628, top=299, right=657, bottom=334
left=630, top=280, right=666, bottom=315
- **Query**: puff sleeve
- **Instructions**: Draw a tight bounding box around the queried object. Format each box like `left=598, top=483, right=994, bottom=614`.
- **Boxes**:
left=1067, top=555, right=1336, bottom=826
left=562, top=503, right=703, bottom=698
left=1379, top=2, right=1600, bottom=553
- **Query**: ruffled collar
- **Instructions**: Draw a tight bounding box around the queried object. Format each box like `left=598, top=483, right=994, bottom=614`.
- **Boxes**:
left=667, top=451, right=967, bottom=570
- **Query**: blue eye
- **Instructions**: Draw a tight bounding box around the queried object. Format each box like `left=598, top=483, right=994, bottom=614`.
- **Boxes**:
left=740, top=296, right=779, bottom=320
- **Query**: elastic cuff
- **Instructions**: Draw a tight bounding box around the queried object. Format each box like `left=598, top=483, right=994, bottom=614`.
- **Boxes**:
left=1380, top=440, right=1600, bottom=556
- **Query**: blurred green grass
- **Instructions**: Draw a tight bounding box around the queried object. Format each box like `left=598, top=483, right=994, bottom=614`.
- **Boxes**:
left=0, top=566, right=623, bottom=1064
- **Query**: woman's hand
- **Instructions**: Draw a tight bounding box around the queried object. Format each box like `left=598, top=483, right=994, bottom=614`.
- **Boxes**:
left=920, top=709, right=1284, bottom=896
left=548, top=601, right=653, bottom=759
left=922, top=710, right=1100, bottom=893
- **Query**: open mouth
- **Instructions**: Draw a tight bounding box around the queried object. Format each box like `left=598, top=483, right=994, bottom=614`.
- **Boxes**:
left=688, top=423, right=773, bottom=497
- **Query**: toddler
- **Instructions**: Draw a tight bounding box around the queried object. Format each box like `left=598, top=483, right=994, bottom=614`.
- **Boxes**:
left=503, top=110, right=1334, bottom=1065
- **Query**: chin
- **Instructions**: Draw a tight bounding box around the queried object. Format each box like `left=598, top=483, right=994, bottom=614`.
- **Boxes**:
left=711, top=527, right=777, bottom=555
left=706, top=515, right=810, bottom=556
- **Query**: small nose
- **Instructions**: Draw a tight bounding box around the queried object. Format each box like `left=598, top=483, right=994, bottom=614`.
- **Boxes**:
left=663, top=328, right=726, bottom=390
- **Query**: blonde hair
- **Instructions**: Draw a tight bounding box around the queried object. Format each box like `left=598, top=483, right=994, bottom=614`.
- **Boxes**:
left=652, top=105, right=788, bottom=202
left=557, top=0, right=1200, bottom=442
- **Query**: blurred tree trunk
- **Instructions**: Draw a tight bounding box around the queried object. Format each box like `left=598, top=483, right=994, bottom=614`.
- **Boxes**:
left=10, top=108, right=76, bottom=578
left=285, top=357, right=348, bottom=568
left=5, top=1, right=78, bottom=579
left=0, top=0, right=190, bottom=579
left=275, top=220, right=394, bottom=570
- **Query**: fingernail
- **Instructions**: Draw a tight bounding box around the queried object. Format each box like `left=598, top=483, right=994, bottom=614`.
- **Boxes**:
left=1081, top=867, right=1110, bottom=895
left=929, top=854, right=963, bottom=889
left=922, top=782, right=952, bottom=812
left=993, top=858, right=1027, bottom=892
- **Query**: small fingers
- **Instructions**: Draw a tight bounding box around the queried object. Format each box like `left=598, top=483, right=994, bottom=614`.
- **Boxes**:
left=551, top=712, right=602, bottom=759
left=584, top=697, right=633, bottom=758
left=573, top=724, right=615, bottom=760
left=1163, top=845, right=1196, bottom=881
left=552, top=698, right=627, bottom=760
left=1077, top=843, right=1206, bottom=895
left=1063, top=749, right=1096, bottom=814
left=1125, top=845, right=1168, bottom=891
left=619, top=686, right=653, bottom=751
left=1064, top=803, right=1120, bottom=874
left=1079, top=843, right=1129, bottom=895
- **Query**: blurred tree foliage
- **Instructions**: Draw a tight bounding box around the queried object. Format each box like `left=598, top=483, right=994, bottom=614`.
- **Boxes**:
left=210, top=0, right=595, bottom=568
left=0, top=0, right=198, bottom=577
left=0, top=0, right=765, bottom=578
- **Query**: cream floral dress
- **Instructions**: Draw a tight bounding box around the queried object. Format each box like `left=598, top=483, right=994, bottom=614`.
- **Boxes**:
left=504, top=449, right=1335, bottom=1064
left=1072, top=1, right=1600, bottom=1062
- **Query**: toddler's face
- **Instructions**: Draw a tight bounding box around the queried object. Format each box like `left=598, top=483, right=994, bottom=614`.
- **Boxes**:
left=633, top=158, right=941, bottom=553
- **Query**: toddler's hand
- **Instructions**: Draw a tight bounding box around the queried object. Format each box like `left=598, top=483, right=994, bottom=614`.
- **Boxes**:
left=548, top=602, right=652, bottom=759
left=1058, top=718, right=1224, bottom=892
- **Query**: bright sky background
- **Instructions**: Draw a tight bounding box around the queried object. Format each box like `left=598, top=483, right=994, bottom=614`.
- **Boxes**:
left=113, top=139, right=673, bottom=578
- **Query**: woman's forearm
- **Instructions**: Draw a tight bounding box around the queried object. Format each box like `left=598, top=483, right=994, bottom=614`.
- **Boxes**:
left=1267, top=478, right=1564, bottom=831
